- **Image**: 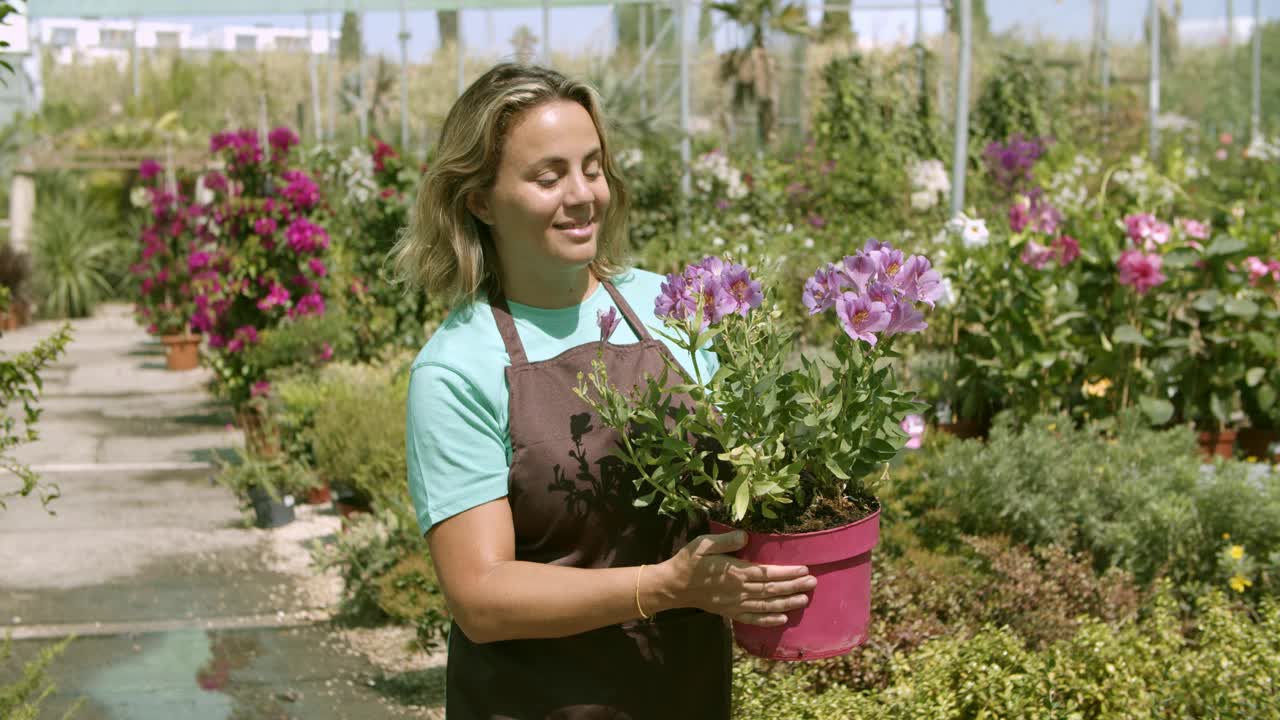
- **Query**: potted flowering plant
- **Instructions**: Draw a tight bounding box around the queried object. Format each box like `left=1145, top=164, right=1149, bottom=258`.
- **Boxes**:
left=189, top=127, right=334, bottom=438
left=577, top=241, right=939, bottom=660
left=130, top=159, right=209, bottom=370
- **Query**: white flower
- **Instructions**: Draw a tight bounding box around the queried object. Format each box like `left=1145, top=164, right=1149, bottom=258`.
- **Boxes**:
left=948, top=213, right=989, bottom=248
left=909, top=159, right=950, bottom=195
left=736, top=213, right=751, bottom=226
left=910, top=190, right=937, bottom=211
left=194, top=184, right=215, bottom=206
left=735, top=244, right=749, bottom=255
left=712, top=236, right=725, bottom=247
left=937, top=277, right=955, bottom=307
left=802, top=237, right=814, bottom=249
left=616, top=148, right=644, bottom=169
left=129, top=186, right=151, bottom=208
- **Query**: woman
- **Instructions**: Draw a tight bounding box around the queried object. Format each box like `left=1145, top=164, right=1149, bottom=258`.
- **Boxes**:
left=396, top=63, right=816, bottom=719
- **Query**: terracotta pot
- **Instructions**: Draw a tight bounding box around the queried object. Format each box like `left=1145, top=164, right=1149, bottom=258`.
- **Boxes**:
left=305, top=484, right=332, bottom=505
left=1236, top=428, right=1280, bottom=462
left=1197, top=429, right=1237, bottom=461
left=1, top=310, right=16, bottom=332
left=710, top=507, right=881, bottom=662
left=161, top=333, right=200, bottom=371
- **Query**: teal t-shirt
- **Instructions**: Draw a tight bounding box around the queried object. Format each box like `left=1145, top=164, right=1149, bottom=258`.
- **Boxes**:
left=406, top=268, right=719, bottom=535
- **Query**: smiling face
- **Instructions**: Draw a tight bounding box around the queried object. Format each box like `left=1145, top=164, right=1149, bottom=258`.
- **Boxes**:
left=468, top=99, right=612, bottom=303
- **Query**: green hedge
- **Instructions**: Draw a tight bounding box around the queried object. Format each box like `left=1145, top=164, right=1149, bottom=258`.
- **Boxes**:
left=733, top=588, right=1280, bottom=719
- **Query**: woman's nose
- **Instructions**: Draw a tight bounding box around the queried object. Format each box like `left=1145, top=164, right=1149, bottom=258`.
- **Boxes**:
left=563, top=170, right=595, bottom=206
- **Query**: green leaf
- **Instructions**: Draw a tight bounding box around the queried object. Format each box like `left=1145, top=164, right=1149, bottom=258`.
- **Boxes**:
left=1161, top=248, right=1200, bottom=268
left=1051, top=311, right=1086, bottom=327
left=824, top=457, right=851, bottom=480
left=1223, top=298, right=1259, bottom=319
left=1112, top=325, right=1150, bottom=347
left=1257, top=385, right=1276, bottom=411
left=1193, top=291, right=1220, bottom=313
left=1139, top=396, right=1174, bottom=425
left=1210, top=393, right=1228, bottom=425
left=1246, top=367, right=1266, bottom=387
left=732, top=478, right=750, bottom=520
left=1205, top=235, right=1248, bottom=257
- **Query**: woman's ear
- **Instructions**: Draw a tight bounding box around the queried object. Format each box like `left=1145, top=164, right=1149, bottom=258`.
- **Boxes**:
left=466, top=190, right=493, bottom=226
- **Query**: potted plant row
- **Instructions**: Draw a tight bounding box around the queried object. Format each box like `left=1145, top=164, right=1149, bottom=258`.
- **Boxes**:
left=578, top=242, right=939, bottom=660
left=214, top=449, right=323, bottom=529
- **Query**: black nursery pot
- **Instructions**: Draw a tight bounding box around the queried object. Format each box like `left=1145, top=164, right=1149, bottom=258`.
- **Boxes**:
left=248, top=485, right=296, bottom=529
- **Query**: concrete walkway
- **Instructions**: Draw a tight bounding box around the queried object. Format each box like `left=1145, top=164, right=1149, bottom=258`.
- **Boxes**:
left=1, top=304, right=443, bottom=719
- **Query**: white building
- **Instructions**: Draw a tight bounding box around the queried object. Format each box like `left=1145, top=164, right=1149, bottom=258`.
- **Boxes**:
left=32, top=17, right=336, bottom=67
left=1178, top=16, right=1258, bottom=47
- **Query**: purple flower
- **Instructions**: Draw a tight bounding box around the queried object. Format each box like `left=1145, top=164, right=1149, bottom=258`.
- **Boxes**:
left=715, top=198, right=731, bottom=211
left=840, top=251, right=880, bottom=292
left=802, top=264, right=844, bottom=315
left=308, top=258, right=328, bottom=277
left=597, top=306, right=621, bottom=342
left=882, top=296, right=927, bottom=336
left=835, top=292, right=890, bottom=346
left=139, top=159, right=163, bottom=180
left=720, top=264, right=763, bottom=317
left=894, top=255, right=944, bottom=307
left=807, top=213, right=827, bottom=229
left=984, top=134, right=1050, bottom=193
left=1117, top=249, right=1167, bottom=294
left=656, top=274, right=698, bottom=323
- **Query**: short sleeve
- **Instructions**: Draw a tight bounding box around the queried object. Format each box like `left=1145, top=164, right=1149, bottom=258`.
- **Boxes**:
left=406, top=362, right=510, bottom=535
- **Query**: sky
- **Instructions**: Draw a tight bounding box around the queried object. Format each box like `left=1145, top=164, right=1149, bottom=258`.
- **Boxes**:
left=24, top=0, right=1280, bottom=60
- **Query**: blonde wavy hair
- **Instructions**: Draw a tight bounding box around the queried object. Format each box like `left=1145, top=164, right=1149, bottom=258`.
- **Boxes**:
left=392, top=63, right=630, bottom=309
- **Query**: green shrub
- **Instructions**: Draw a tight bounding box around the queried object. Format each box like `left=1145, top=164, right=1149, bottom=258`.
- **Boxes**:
left=307, top=358, right=413, bottom=516
left=0, top=634, right=80, bottom=720
left=733, top=588, right=1280, bottom=719
left=30, top=190, right=117, bottom=319
left=889, top=411, right=1280, bottom=588
left=211, top=448, right=319, bottom=504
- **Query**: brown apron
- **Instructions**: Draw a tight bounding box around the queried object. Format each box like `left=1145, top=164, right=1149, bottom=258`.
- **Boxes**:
left=444, top=281, right=732, bottom=720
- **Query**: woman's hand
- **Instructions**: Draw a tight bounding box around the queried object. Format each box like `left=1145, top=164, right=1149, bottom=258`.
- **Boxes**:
left=658, top=530, right=817, bottom=627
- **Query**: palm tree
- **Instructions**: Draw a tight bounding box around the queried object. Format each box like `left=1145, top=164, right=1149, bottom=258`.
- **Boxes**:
left=709, top=0, right=810, bottom=147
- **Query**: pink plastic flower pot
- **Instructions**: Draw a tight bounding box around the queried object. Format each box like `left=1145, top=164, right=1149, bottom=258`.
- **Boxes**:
left=710, top=507, right=880, bottom=661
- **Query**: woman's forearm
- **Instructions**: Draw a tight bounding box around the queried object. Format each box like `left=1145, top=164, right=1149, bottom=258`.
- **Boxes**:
left=458, top=559, right=683, bottom=643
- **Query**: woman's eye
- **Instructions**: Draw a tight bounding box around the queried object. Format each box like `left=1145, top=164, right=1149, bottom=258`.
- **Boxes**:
left=536, top=176, right=558, bottom=187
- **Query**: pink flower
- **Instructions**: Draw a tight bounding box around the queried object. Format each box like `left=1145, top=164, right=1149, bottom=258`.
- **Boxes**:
left=288, top=292, right=326, bottom=318
left=1220, top=132, right=1233, bottom=145
left=139, top=159, right=162, bottom=180
left=1179, top=218, right=1209, bottom=240
left=835, top=292, right=890, bottom=346
left=285, top=217, right=327, bottom=254
left=254, top=217, right=278, bottom=236
left=250, top=380, right=271, bottom=398
left=1243, top=256, right=1270, bottom=285
left=268, top=127, right=299, bottom=154
left=901, top=414, right=926, bottom=449
left=319, top=342, right=334, bottom=362
left=1021, top=240, right=1055, bottom=270
left=281, top=170, right=320, bottom=210
left=1052, top=235, right=1080, bottom=266
left=372, top=139, right=397, bottom=172
left=1123, top=213, right=1170, bottom=250
left=256, top=283, right=291, bottom=311
left=308, top=258, right=328, bottom=277
left=226, top=326, right=259, bottom=353
left=187, top=251, right=212, bottom=272
left=203, top=171, right=228, bottom=192
left=807, top=213, right=827, bottom=229
left=597, top=306, right=621, bottom=342
left=1117, top=249, right=1167, bottom=294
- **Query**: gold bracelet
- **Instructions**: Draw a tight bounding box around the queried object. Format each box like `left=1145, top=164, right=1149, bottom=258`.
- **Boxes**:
left=635, top=564, right=651, bottom=620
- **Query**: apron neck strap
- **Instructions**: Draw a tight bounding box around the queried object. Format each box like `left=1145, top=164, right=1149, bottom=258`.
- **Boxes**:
left=490, top=279, right=654, bottom=367
left=602, top=281, right=653, bottom=342
left=489, top=294, right=529, bottom=366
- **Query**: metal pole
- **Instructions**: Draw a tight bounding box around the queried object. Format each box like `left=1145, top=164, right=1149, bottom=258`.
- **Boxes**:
left=1149, top=0, right=1160, bottom=158
left=132, top=17, right=141, bottom=98
left=358, top=11, right=369, bottom=139
left=542, top=0, right=552, bottom=66
left=457, top=9, right=466, bottom=97
left=1100, top=0, right=1110, bottom=117
left=399, top=0, right=411, bottom=151
left=678, top=0, right=691, bottom=198
left=307, top=13, right=322, bottom=142
left=1251, top=0, right=1261, bottom=143
left=915, top=0, right=925, bottom=99
left=949, top=0, right=971, bottom=217
left=1227, top=0, right=1234, bottom=132
left=639, top=2, right=648, bottom=116
left=327, top=6, right=337, bottom=141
